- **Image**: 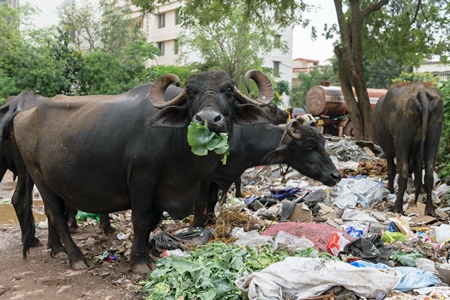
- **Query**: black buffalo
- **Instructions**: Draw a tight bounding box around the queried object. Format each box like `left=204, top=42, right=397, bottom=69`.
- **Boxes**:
left=193, top=119, right=342, bottom=227
left=372, top=82, right=443, bottom=215
left=0, top=91, right=49, bottom=254
left=14, top=70, right=273, bottom=274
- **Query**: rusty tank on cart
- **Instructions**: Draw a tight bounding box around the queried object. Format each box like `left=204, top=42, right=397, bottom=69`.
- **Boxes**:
left=305, top=83, right=388, bottom=137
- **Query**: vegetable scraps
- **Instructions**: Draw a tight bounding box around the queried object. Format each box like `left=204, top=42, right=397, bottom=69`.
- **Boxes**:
left=140, top=242, right=336, bottom=300
left=187, top=120, right=229, bottom=164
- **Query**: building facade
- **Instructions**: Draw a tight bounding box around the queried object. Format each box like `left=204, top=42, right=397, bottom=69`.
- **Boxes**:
left=0, top=0, right=19, bottom=8
left=127, top=1, right=293, bottom=106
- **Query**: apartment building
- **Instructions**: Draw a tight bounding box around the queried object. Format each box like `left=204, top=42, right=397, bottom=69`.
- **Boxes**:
left=0, top=0, right=19, bottom=8
left=128, top=1, right=293, bottom=105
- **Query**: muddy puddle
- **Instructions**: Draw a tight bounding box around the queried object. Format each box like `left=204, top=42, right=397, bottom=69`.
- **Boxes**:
left=0, top=171, right=46, bottom=225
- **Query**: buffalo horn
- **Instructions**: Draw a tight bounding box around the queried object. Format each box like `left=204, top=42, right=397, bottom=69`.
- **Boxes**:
left=234, top=70, right=273, bottom=105
left=286, top=119, right=301, bottom=140
left=149, top=74, right=186, bottom=108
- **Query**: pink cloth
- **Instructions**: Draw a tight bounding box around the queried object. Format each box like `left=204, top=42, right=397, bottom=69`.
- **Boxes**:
left=261, top=222, right=353, bottom=252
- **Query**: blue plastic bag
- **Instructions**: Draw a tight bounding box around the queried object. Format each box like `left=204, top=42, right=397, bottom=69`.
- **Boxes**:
left=350, top=260, right=440, bottom=292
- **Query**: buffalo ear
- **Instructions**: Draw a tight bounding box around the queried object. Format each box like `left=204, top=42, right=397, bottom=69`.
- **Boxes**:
left=262, top=144, right=288, bottom=164
left=234, top=103, right=271, bottom=125
left=286, top=119, right=301, bottom=139
left=305, top=120, right=317, bottom=127
left=148, top=106, right=189, bottom=127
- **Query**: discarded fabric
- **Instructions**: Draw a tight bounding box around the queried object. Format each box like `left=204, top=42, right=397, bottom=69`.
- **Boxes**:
left=235, top=257, right=402, bottom=299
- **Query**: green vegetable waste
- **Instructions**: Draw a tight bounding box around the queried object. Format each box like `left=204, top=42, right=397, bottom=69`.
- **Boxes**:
left=140, top=242, right=337, bottom=300
left=187, top=120, right=229, bottom=164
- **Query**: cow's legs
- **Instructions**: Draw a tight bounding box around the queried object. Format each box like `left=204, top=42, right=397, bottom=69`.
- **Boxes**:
left=12, top=171, right=41, bottom=256
left=193, top=178, right=216, bottom=228
left=45, top=202, right=67, bottom=258
left=423, top=114, right=443, bottom=216
left=385, top=155, right=396, bottom=194
left=129, top=204, right=162, bottom=274
left=234, top=176, right=243, bottom=198
left=99, top=213, right=115, bottom=234
left=393, top=128, right=416, bottom=213
left=37, top=184, right=93, bottom=269
left=412, top=157, right=422, bottom=208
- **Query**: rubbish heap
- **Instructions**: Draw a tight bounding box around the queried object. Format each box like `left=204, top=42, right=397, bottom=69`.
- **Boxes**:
left=76, top=136, right=450, bottom=300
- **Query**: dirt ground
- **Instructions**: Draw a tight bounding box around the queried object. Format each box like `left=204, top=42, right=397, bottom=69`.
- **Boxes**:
left=0, top=171, right=147, bottom=300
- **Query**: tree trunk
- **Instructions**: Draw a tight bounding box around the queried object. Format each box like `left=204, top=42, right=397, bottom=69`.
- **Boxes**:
left=333, top=0, right=389, bottom=141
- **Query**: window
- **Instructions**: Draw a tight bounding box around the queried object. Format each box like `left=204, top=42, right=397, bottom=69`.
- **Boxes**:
left=158, top=13, right=165, bottom=28
left=175, top=9, right=180, bottom=25
left=135, top=17, right=143, bottom=29
left=274, top=34, right=281, bottom=48
left=174, top=39, right=179, bottom=55
left=273, top=61, right=280, bottom=76
left=158, top=42, right=165, bottom=56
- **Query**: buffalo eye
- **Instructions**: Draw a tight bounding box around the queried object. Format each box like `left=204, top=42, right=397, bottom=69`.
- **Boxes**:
left=227, top=86, right=233, bottom=94
left=305, top=141, right=317, bottom=150
left=186, top=88, right=193, bottom=96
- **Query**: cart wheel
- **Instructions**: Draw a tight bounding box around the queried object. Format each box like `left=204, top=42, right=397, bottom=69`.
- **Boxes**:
left=344, top=121, right=354, bottom=137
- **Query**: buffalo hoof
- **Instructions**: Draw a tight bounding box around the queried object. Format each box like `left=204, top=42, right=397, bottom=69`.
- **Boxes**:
left=31, top=237, right=43, bottom=247
left=131, top=259, right=156, bottom=274
left=102, top=225, right=116, bottom=235
left=49, top=246, right=68, bottom=259
left=70, top=258, right=94, bottom=270
left=424, top=205, right=436, bottom=217
left=68, top=226, right=79, bottom=234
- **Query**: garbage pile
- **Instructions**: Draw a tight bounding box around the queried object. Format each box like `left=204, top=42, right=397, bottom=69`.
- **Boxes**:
left=73, top=136, right=450, bottom=300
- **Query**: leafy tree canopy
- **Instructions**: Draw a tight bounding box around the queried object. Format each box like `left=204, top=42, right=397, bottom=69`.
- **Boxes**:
left=129, top=0, right=311, bottom=28
left=176, top=6, right=288, bottom=87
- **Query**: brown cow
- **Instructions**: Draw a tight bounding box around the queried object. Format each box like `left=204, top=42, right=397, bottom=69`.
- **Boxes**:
left=372, top=82, right=443, bottom=215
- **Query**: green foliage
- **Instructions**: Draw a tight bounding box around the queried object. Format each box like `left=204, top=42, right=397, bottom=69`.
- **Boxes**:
left=437, top=81, right=450, bottom=180
left=130, top=0, right=311, bottom=29
left=77, top=51, right=143, bottom=95
left=138, top=65, right=196, bottom=86
left=7, top=42, right=70, bottom=97
left=0, top=69, right=17, bottom=102
left=364, top=56, right=412, bottom=89
left=187, top=120, right=229, bottom=164
left=140, top=242, right=333, bottom=300
left=46, top=28, right=84, bottom=95
left=361, top=0, right=450, bottom=67
left=275, top=80, right=291, bottom=97
left=392, top=72, right=440, bottom=85
left=290, top=65, right=338, bottom=108
left=176, top=6, right=285, bottom=86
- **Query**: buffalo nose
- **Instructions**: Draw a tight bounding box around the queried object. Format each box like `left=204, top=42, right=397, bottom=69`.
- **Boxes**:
left=193, top=110, right=226, bottom=132
left=331, top=171, right=341, bottom=183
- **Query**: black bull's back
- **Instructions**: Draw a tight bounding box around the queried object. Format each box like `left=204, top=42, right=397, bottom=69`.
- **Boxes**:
left=372, top=82, right=443, bottom=216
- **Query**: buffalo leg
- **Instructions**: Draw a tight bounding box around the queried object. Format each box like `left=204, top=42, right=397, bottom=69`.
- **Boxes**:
left=234, top=176, right=243, bottom=198
left=46, top=202, right=67, bottom=259
left=412, top=157, right=422, bottom=208
left=66, top=210, right=79, bottom=233
left=129, top=205, right=162, bottom=274
left=99, top=213, right=115, bottom=234
left=12, top=171, right=41, bottom=256
left=393, top=125, right=416, bottom=213
left=385, top=155, right=396, bottom=194
left=193, top=177, right=213, bottom=228
left=37, top=183, right=93, bottom=269
left=423, top=113, right=443, bottom=216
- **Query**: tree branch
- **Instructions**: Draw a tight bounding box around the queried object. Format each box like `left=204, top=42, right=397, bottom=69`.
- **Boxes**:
left=361, top=0, right=389, bottom=19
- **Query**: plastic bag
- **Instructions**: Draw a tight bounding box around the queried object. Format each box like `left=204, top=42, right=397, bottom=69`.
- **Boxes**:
left=272, top=230, right=315, bottom=251
left=75, top=211, right=100, bottom=223
left=434, top=224, right=450, bottom=245
left=382, top=231, right=407, bottom=244
left=350, top=260, right=440, bottom=292
left=390, top=251, right=421, bottom=267
left=233, top=228, right=273, bottom=247
left=327, top=231, right=351, bottom=256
